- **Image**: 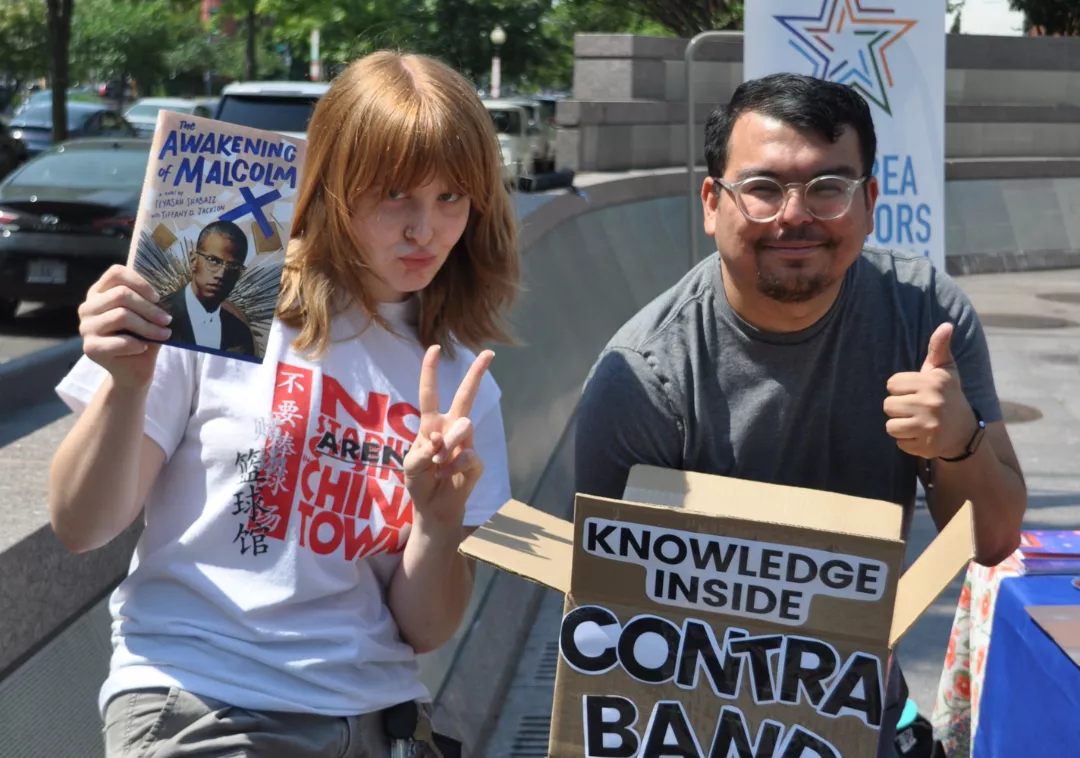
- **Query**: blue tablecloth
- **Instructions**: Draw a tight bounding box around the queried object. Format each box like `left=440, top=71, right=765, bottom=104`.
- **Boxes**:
left=973, top=575, right=1080, bottom=758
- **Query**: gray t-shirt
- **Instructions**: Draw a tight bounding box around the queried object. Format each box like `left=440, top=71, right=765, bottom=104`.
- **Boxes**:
left=575, top=246, right=1001, bottom=534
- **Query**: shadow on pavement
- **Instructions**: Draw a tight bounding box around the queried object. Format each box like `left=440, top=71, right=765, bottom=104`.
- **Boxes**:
left=0, top=303, right=80, bottom=339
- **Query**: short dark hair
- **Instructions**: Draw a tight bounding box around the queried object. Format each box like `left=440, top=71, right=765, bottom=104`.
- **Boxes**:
left=197, top=219, right=249, bottom=262
left=704, top=73, right=877, bottom=179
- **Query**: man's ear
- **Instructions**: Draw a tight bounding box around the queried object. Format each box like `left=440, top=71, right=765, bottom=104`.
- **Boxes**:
left=702, top=176, right=720, bottom=237
left=862, top=175, right=880, bottom=237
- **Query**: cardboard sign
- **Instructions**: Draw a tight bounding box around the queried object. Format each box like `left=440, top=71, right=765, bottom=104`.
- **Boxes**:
left=461, top=466, right=975, bottom=758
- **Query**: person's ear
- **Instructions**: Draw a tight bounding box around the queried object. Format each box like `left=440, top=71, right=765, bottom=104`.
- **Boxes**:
left=702, top=176, right=720, bottom=237
left=863, top=176, right=879, bottom=237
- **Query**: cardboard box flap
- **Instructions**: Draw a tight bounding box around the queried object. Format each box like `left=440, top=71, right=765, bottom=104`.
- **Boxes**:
left=624, top=465, right=904, bottom=541
left=459, top=499, right=573, bottom=594
left=889, top=501, right=975, bottom=648
left=1027, top=605, right=1080, bottom=666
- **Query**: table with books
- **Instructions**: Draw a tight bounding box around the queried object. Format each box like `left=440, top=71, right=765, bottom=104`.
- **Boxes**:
left=932, top=531, right=1080, bottom=756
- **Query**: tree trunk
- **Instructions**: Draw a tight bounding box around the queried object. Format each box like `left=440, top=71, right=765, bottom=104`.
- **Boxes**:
left=245, top=7, right=257, bottom=81
left=46, top=0, right=73, bottom=143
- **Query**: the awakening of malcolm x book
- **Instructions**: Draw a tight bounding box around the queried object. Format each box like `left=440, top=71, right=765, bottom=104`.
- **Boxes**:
left=127, top=110, right=308, bottom=363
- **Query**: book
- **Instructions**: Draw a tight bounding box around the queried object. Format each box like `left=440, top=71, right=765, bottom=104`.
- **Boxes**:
left=1020, top=530, right=1080, bottom=559
left=126, top=110, right=308, bottom=363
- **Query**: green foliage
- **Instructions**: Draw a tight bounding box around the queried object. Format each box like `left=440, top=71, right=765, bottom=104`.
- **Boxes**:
left=70, top=0, right=186, bottom=93
left=0, top=0, right=49, bottom=81
left=1009, top=0, right=1080, bottom=35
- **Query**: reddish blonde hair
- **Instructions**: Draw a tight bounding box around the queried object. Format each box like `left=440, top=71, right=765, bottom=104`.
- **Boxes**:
left=277, top=50, right=520, bottom=358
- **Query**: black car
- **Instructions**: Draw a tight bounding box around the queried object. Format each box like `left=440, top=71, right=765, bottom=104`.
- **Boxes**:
left=8, top=101, right=138, bottom=157
left=0, top=137, right=151, bottom=319
left=0, top=120, right=29, bottom=181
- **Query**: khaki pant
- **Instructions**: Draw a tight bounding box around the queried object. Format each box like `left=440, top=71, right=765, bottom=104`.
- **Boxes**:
left=103, top=687, right=430, bottom=758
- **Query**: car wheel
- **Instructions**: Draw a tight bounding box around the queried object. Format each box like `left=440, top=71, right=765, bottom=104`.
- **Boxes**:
left=0, top=298, right=17, bottom=321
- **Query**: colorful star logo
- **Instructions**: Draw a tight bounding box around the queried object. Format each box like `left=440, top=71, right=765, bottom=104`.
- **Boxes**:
left=775, top=0, right=917, bottom=116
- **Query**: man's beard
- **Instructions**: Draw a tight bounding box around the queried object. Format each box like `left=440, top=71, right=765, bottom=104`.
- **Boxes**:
left=753, top=229, right=839, bottom=304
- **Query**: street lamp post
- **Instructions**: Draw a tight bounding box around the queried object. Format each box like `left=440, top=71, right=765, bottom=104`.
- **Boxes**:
left=489, top=25, right=506, bottom=99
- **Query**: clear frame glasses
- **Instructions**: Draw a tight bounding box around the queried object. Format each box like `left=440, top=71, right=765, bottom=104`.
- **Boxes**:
left=196, top=250, right=246, bottom=275
left=714, top=175, right=868, bottom=223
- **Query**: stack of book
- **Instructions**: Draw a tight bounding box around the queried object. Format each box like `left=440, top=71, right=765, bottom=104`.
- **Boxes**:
left=1019, top=530, right=1080, bottom=575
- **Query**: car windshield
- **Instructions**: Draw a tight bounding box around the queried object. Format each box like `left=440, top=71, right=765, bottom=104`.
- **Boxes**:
left=15, top=105, right=93, bottom=130
left=9, top=145, right=149, bottom=189
left=127, top=103, right=189, bottom=119
left=488, top=109, right=522, bottom=135
left=216, top=95, right=318, bottom=134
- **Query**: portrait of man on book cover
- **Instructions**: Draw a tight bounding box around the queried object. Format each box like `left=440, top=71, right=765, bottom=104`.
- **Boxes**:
left=132, top=213, right=287, bottom=363
left=161, top=220, right=255, bottom=357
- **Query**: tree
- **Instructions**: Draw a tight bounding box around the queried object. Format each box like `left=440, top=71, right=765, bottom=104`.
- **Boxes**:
left=71, top=0, right=175, bottom=106
left=1009, top=0, right=1080, bottom=35
left=0, top=0, right=49, bottom=87
left=46, top=0, right=73, bottom=142
left=947, top=0, right=965, bottom=33
left=593, top=0, right=743, bottom=38
left=213, top=0, right=261, bottom=80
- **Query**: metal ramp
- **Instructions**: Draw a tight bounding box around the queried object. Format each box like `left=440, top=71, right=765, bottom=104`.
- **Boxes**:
left=482, top=589, right=564, bottom=758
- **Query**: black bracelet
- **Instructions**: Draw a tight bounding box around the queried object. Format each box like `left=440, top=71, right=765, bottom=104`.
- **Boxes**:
left=939, top=406, right=987, bottom=463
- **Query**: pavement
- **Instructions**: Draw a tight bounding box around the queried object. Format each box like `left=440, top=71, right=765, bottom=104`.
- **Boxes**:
left=482, top=267, right=1080, bottom=757
left=0, top=303, right=78, bottom=365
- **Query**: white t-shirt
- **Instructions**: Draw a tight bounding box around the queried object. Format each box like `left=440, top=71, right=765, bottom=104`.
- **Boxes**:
left=55, top=297, right=512, bottom=717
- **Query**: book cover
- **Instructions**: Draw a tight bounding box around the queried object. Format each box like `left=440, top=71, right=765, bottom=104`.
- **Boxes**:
left=1019, top=557, right=1080, bottom=576
left=126, top=110, right=308, bottom=363
left=1020, top=530, right=1080, bottom=559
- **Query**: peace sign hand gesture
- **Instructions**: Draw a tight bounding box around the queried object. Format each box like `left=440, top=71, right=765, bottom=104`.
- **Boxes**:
left=403, top=345, right=494, bottom=528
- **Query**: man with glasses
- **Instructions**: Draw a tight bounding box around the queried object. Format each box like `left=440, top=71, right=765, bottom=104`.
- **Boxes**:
left=162, top=219, right=255, bottom=356
left=574, top=73, right=1026, bottom=758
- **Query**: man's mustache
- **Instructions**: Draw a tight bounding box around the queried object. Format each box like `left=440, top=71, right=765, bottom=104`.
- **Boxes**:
left=756, top=227, right=836, bottom=246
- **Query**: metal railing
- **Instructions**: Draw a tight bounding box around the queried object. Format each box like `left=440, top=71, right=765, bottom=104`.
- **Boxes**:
left=685, top=31, right=741, bottom=270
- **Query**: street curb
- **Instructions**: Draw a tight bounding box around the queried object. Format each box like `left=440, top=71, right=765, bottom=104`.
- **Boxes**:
left=0, top=337, right=82, bottom=416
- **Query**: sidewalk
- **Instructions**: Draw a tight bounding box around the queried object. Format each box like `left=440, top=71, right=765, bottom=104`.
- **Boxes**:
left=483, top=267, right=1080, bottom=756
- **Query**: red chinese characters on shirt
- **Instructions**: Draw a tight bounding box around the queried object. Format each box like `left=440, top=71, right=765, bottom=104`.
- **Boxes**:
left=252, top=361, right=420, bottom=560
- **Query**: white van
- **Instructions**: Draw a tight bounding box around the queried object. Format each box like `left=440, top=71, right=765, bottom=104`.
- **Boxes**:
left=483, top=100, right=532, bottom=179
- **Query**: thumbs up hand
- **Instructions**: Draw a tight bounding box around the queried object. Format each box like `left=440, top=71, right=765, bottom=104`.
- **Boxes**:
left=884, top=323, right=977, bottom=460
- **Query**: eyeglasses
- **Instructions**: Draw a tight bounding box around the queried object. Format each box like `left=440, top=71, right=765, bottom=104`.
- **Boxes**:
left=196, top=251, right=246, bottom=275
left=714, top=175, right=868, bottom=223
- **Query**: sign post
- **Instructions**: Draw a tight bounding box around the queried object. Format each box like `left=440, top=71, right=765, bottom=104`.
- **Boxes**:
left=744, top=0, right=947, bottom=270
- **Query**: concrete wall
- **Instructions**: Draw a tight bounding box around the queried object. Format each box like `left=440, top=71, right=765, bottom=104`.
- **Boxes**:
left=557, top=32, right=1080, bottom=173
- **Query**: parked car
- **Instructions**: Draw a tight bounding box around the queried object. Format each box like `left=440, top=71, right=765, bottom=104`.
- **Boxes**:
left=0, top=137, right=151, bottom=319
left=0, top=120, right=29, bottom=181
left=8, top=101, right=138, bottom=156
left=12, top=86, right=104, bottom=117
left=214, top=80, right=330, bottom=139
left=124, top=97, right=215, bottom=136
left=483, top=100, right=532, bottom=179
left=494, top=97, right=558, bottom=174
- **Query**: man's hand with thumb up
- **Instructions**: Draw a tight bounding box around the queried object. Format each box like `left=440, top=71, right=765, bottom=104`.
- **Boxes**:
left=884, top=322, right=978, bottom=460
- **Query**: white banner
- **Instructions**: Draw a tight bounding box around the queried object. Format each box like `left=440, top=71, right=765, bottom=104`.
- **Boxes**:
left=744, top=0, right=946, bottom=270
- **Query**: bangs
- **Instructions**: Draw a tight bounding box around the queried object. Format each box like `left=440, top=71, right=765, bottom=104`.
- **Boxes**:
left=343, top=75, right=500, bottom=213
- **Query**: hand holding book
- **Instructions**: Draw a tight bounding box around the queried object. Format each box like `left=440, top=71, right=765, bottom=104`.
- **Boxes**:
left=78, top=264, right=173, bottom=389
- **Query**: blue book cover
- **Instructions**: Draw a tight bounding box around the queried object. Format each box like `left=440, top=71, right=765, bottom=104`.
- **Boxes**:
left=1020, top=530, right=1080, bottom=558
